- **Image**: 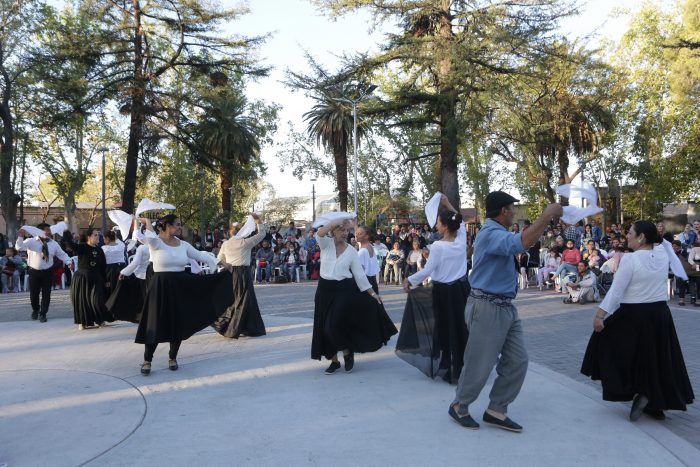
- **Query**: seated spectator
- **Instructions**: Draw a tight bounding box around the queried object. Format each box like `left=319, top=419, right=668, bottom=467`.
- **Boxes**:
left=272, top=246, right=284, bottom=273
left=587, top=249, right=602, bottom=272
left=309, top=244, right=321, bottom=280
left=303, top=229, right=317, bottom=252
left=212, top=240, right=223, bottom=257
left=672, top=240, right=700, bottom=306
left=255, top=240, right=274, bottom=283
left=537, top=249, right=560, bottom=290
left=554, top=239, right=581, bottom=293
left=687, top=240, right=700, bottom=267
left=283, top=241, right=300, bottom=281
left=384, top=242, right=405, bottom=285
left=404, top=240, right=423, bottom=278
left=563, top=262, right=598, bottom=304
left=283, top=221, right=298, bottom=242
left=581, top=240, right=597, bottom=261
left=678, top=223, right=697, bottom=254
left=1, top=247, right=24, bottom=293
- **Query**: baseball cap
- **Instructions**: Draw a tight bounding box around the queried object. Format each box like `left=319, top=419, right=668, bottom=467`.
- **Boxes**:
left=485, top=191, right=519, bottom=212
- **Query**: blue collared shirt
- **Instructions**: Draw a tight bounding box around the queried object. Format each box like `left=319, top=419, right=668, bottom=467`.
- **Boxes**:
left=470, top=218, right=526, bottom=298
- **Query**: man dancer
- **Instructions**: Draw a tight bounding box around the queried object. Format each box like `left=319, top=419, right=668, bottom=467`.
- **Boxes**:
left=449, top=191, right=562, bottom=432
left=15, top=224, right=72, bottom=322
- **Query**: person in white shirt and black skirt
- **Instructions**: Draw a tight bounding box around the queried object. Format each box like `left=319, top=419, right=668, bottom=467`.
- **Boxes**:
left=102, top=230, right=126, bottom=300
left=581, top=220, right=694, bottom=421
left=16, top=223, right=72, bottom=322
left=399, top=195, right=469, bottom=384
left=311, top=216, right=397, bottom=375
left=135, top=215, right=233, bottom=375
left=354, top=224, right=380, bottom=294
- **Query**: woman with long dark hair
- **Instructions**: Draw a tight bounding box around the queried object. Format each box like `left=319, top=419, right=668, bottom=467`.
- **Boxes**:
left=311, top=217, right=397, bottom=374
left=354, top=224, right=380, bottom=294
left=399, top=194, right=470, bottom=384
left=71, top=228, right=113, bottom=330
left=102, top=230, right=126, bottom=300
left=581, top=220, right=694, bottom=421
left=136, top=215, right=233, bottom=375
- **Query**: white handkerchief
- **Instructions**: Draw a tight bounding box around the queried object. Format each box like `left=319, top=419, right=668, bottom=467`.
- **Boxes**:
left=663, top=240, right=688, bottom=281
left=557, top=182, right=603, bottom=224
left=108, top=210, right=134, bottom=238
left=50, top=221, right=68, bottom=236
left=234, top=215, right=257, bottom=239
left=190, top=259, right=203, bottom=274
left=135, top=198, right=176, bottom=217
left=424, top=192, right=442, bottom=228
left=21, top=225, right=46, bottom=238
left=312, top=211, right=356, bottom=229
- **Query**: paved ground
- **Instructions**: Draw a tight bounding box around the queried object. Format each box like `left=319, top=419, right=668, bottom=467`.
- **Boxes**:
left=0, top=281, right=698, bottom=466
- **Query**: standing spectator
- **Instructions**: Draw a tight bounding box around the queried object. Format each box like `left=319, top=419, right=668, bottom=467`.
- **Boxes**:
left=283, top=241, right=300, bottom=281
left=0, top=233, right=8, bottom=251
left=191, top=229, right=202, bottom=248
left=678, top=224, right=697, bottom=254
left=554, top=240, right=581, bottom=293
left=671, top=240, right=700, bottom=306
left=264, top=225, right=282, bottom=245
left=204, top=228, right=214, bottom=251
left=309, top=244, right=321, bottom=280
left=693, top=219, right=700, bottom=239
left=283, top=221, right=298, bottom=242
left=562, top=223, right=579, bottom=248
left=581, top=224, right=594, bottom=246
left=511, top=223, right=520, bottom=234
left=656, top=221, right=674, bottom=243
left=303, top=229, right=317, bottom=252
left=1, top=247, right=24, bottom=293
left=383, top=242, right=405, bottom=285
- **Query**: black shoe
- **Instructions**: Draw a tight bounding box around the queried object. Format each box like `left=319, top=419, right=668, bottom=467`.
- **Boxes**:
left=448, top=404, right=479, bottom=429
left=483, top=411, right=523, bottom=432
left=643, top=407, right=665, bottom=420
left=343, top=352, right=354, bottom=373
left=630, top=394, right=649, bottom=421
left=324, top=361, right=341, bottom=375
left=39, top=314, right=47, bottom=323
left=141, top=362, right=151, bottom=375
left=31, top=311, right=38, bottom=320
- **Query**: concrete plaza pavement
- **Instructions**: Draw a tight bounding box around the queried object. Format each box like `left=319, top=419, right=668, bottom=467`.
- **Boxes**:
left=0, top=282, right=698, bottom=466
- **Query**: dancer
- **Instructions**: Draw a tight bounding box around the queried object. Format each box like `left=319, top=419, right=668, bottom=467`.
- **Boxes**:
left=135, top=215, right=233, bottom=375
left=581, top=221, right=694, bottom=421
left=311, top=216, right=397, bottom=374
left=354, top=223, right=380, bottom=293
left=16, top=224, right=72, bottom=322
left=399, top=195, right=469, bottom=384
left=450, top=192, right=562, bottom=432
left=102, top=230, right=126, bottom=299
left=213, top=214, right=267, bottom=338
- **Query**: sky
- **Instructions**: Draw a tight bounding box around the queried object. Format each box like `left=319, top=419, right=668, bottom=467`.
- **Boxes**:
left=227, top=0, right=649, bottom=205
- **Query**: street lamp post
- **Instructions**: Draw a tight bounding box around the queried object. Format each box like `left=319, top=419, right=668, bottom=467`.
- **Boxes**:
left=334, top=84, right=377, bottom=213
left=311, top=178, right=317, bottom=221
left=98, top=147, right=108, bottom=234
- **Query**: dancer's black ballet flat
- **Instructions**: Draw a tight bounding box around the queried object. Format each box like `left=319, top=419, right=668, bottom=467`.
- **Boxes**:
left=141, top=362, right=151, bottom=376
left=643, top=407, right=665, bottom=420
left=39, top=314, right=47, bottom=323
left=31, top=311, right=38, bottom=320
left=630, top=394, right=649, bottom=421
left=343, top=352, right=354, bottom=373
left=324, top=361, right=341, bottom=375
left=448, top=404, right=479, bottom=429
left=168, top=359, right=178, bottom=371
left=482, top=412, right=522, bottom=433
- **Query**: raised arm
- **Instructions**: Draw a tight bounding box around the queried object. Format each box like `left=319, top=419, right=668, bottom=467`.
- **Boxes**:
left=522, top=204, right=563, bottom=249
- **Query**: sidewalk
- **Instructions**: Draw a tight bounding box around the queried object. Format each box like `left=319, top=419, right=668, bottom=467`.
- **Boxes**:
left=1, top=312, right=699, bottom=467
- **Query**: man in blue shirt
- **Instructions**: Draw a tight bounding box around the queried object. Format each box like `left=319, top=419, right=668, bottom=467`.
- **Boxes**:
left=449, top=191, right=562, bottom=432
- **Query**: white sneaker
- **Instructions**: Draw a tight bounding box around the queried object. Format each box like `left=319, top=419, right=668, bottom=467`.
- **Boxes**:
left=78, top=324, right=84, bottom=330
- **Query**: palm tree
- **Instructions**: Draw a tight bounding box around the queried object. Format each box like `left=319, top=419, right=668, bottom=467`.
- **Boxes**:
left=196, top=93, right=261, bottom=219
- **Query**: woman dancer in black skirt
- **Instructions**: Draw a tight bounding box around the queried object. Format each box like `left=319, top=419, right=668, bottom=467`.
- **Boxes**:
left=312, top=217, right=397, bottom=374
left=70, top=228, right=113, bottom=330
left=136, top=215, right=233, bottom=375
left=354, top=223, right=380, bottom=294
left=400, top=194, right=470, bottom=384
left=581, top=220, right=694, bottom=421
left=102, top=230, right=126, bottom=300
left=213, top=213, right=267, bottom=338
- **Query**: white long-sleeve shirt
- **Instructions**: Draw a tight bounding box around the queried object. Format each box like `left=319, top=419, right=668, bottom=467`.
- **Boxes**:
left=600, top=244, right=670, bottom=316
left=316, top=234, right=372, bottom=291
left=358, top=246, right=379, bottom=276
left=144, top=232, right=217, bottom=273
left=408, top=224, right=467, bottom=286
left=120, top=244, right=150, bottom=279
left=15, top=237, right=71, bottom=270
left=102, top=240, right=126, bottom=265
left=217, top=223, right=267, bottom=266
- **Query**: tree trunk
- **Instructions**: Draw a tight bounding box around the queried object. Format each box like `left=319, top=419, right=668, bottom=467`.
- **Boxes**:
left=220, top=164, right=232, bottom=216
left=333, top=146, right=349, bottom=211
left=0, top=99, right=20, bottom=240
left=122, top=0, right=145, bottom=214
left=64, top=190, right=77, bottom=233
left=557, top=146, right=570, bottom=206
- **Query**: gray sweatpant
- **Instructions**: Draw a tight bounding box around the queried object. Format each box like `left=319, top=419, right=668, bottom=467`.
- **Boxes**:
left=453, top=296, right=528, bottom=414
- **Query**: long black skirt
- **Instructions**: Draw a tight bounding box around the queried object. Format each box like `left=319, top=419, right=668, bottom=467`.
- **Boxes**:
left=104, top=263, right=124, bottom=299
left=212, top=266, right=266, bottom=338
left=71, top=270, right=113, bottom=326
left=581, top=301, right=694, bottom=411
left=395, top=277, right=470, bottom=383
left=106, top=275, right=147, bottom=323
left=311, top=277, right=398, bottom=361
left=135, top=270, right=234, bottom=344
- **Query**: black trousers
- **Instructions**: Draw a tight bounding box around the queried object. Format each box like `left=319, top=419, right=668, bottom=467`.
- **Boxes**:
left=678, top=276, right=700, bottom=300
left=144, top=341, right=182, bottom=362
left=28, top=268, right=53, bottom=315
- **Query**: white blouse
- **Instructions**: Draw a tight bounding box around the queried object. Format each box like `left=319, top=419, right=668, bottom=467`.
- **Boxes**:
left=144, top=232, right=217, bottom=273
left=407, top=224, right=467, bottom=286
left=102, top=240, right=126, bottom=265
left=120, top=244, right=150, bottom=280
left=217, top=224, right=267, bottom=267
left=358, top=246, right=379, bottom=276
left=316, top=234, right=372, bottom=291
left=600, top=245, right=670, bottom=316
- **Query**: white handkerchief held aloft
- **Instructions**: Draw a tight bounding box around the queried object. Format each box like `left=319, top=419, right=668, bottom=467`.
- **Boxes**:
left=50, top=221, right=68, bottom=236
left=424, top=192, right=443, bottom=228
left=557, top=182, right=603, bottom=225
left=108, top=210, right=134, bottom=238
left=234, top=215, right=256, bottom=239
left=312, top=211, right=357, bottom=229
left=21, top=225, right=45, bottom=238
left=135, top=198, right=176, bottom=217
left=662, top=240, right=688, bottom=281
